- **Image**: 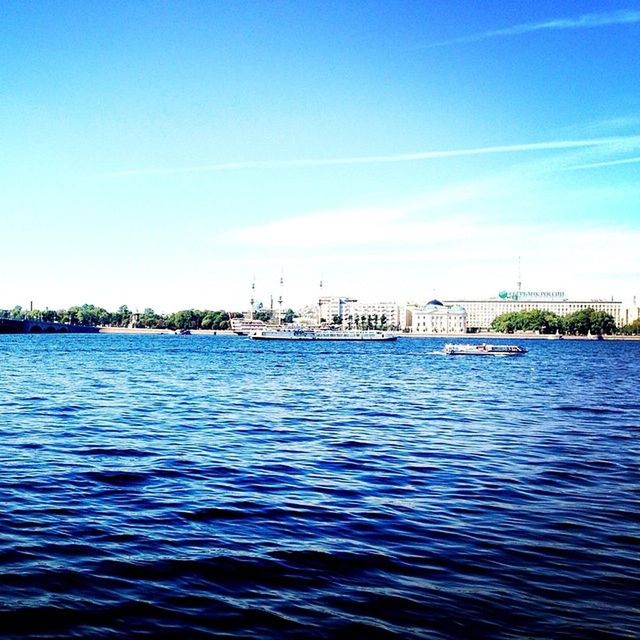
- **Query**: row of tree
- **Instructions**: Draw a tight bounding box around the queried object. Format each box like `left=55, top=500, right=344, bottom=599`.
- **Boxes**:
left=5, top=304, right=638, bottom=335
left=490, top=308, right=619, bottom=335
left=621, top=318, right=640, bottom=334
left=2, top=304, right=235, bottom=331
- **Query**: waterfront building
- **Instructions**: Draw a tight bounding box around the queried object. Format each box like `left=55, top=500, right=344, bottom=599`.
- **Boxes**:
left=444, top=292, right=624, bottom=331
left=318, top=296, right=357, bottom=324
left=622, top=295, right=640, bottom=326
left=317, top=297, right=401, bottom=329
left=342, top=300, right=401, bottom=330
left=405, top=300, right=467, bottom=334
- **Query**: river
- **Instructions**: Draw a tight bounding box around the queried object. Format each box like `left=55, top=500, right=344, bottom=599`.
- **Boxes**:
left=0, top=334, right=638, bottom=638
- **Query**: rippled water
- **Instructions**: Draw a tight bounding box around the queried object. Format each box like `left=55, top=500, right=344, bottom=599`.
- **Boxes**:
left=0, top=334, right=638, bottom=639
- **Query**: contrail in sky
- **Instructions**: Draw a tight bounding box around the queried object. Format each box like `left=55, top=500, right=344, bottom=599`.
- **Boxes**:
left=101, top=135, right=638, bottom=178
left=567, top=156, right=640, bottom=171
left=425, top=9, right=640, bottom=47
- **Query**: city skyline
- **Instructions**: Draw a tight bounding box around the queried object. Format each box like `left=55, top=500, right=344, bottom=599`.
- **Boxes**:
left=2, top=2, right=639, bottom=312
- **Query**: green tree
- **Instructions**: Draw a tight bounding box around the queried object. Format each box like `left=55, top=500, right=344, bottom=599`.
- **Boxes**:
left=492, top=310, right=564, bottom=334
left=140, top=308, right=159, bottom=328
left=621, top=318, right=640, bottom=334
left=590, top=310, right=616, bottom=335
left=254, top=309, right=273, bottom=322
left=9, top=305, right=23, bottom=320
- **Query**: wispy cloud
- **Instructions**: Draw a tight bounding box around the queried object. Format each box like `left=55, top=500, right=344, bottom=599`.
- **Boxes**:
left=567, top=156, right=640, bottom=171
left=100, top=135, right=636, bottom=178
left=216, top=196, right=640, bottom=303
left=426, top=9, right=640, bottom=48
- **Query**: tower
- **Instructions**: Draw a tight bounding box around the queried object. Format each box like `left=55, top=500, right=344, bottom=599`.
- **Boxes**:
left=250, top=278, right=255, bottom=320
left=516, top=256, right=522, bottom=299
left=318, top=277, right=324, bottom=324
left=277, top=272, right=284, bottom=325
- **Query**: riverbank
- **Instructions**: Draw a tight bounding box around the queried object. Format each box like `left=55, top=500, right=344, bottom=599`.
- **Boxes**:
left=398, top=332, right=640, bottom=341
left=97, top=327, right=236, bottom=336
left=95, top=327, right=640, bottom=340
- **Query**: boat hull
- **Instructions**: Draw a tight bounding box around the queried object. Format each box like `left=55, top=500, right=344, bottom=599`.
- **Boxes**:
left=443, top=343, right=527, bottom=356
left=251, top=330, right=396, bottom=341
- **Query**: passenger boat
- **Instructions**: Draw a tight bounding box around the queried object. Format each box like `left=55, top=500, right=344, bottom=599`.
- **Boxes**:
left=230, top=318, right=266, bottom=336
left=443, top=343, right=527, bottom=356
left=251, top=329, right=397, bottom=341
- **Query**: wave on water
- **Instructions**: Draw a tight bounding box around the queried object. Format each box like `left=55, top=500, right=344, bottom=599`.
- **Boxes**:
left=0, top=335, right=639, bottom=639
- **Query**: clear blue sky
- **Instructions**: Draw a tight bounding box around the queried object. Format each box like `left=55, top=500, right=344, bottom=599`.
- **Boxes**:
left=2, top=1, right=639, bottom=311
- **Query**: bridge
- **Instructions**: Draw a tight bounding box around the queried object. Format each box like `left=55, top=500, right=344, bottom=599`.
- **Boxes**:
left=0, top=317, right=99, bottom=334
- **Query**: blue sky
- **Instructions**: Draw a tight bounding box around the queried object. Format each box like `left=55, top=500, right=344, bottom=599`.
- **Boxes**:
left=1, top=1, right=639, bottom=312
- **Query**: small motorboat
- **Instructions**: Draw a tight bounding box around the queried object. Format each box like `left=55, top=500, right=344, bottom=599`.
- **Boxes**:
left=443, top=343, right=527, bottom=356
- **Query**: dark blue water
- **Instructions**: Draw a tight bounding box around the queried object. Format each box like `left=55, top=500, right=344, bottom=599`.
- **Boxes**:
left=0, top=334, right=638, bottom=639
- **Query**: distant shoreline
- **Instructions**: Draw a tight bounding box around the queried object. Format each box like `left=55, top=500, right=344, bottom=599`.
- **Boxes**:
left=97, top=327, right=236, bottom=336
left=96, top=327, right=640, bottom=340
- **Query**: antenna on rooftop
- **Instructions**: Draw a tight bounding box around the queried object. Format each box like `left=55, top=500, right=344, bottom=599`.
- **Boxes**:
left=517, top=256, right=522, bottom=299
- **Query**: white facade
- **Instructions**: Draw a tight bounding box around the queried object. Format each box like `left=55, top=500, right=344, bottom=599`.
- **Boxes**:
left=342, top=301, right=401, bottom=329
left=317, top=297, right=401, bottom=329
left=407, top=302, right=467, bottom=334
left=621, top=305, right=640, bottom=326
left=318, top=296, right=356, bottom=324
left=444, top=298, right=624, bottom=331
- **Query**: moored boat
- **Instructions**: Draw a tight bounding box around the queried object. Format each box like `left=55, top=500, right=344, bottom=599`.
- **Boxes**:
left=230, top=318, right=267, bottom=336
left=443, top=343, right=527, bottom=356
left=251, top=328, right=397, bottom=341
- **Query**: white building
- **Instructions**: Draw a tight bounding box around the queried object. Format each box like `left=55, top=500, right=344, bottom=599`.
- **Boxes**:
left=342, top=300, right=401, bottom=329
left=622, top=306, right=640, bottom=326
left=317, top=296, right=401, bottom=329
left=317, top=296, right=356, bottom=324
left=405, top=300, right=467, bottom=334
left=444, top=294, right=624, bottom=331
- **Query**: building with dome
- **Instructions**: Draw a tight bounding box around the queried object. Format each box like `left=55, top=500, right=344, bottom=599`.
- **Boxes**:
left=405, top=300, right=467, bottom=334
left=314, top=296, right=467, bottom=333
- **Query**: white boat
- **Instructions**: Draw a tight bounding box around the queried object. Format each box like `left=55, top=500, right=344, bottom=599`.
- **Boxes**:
left=251, top=328, right=397, bottom=341
left=443, top=343, right=527, bottom=356
left=230, top=318, right=267, bottom=336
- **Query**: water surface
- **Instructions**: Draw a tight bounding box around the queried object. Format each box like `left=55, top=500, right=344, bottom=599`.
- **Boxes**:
left=0, top=335, right=638, bottom=638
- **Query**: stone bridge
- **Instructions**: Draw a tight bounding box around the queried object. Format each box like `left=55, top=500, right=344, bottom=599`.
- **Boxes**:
left=0, top=318, right=99, bottom=334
